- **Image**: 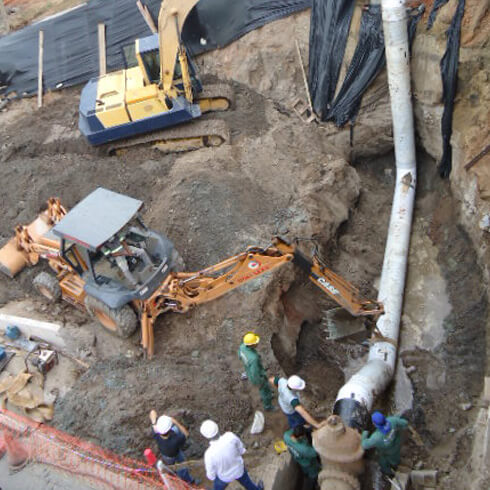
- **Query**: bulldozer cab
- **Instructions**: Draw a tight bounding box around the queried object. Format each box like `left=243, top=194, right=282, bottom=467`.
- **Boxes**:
left=134, top=33, right=202, bottom=93
left=52, top=188, right=176, bottom=309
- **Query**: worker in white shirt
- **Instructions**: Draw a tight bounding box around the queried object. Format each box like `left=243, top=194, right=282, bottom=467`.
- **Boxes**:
left=200, top=420, right=264, bottom=490
left=269, top=374, right=323, bottom=430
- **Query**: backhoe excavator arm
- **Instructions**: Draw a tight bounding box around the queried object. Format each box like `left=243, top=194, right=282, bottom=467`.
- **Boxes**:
left=158, top=0, right=200, bottom=97
left=141, top=237, right=383, bottom=357
left=163, top=237, right=383, bottom=317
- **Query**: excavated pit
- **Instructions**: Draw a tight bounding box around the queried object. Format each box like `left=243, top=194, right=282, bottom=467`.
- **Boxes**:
left=0, top=2, right=489, bottom=489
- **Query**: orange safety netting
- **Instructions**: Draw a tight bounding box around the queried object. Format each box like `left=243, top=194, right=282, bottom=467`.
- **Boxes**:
left=0, top=408, right=202, bottom=490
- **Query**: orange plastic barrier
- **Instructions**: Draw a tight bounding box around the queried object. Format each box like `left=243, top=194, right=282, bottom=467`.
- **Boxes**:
left=0, top=409, right=201, bottom=490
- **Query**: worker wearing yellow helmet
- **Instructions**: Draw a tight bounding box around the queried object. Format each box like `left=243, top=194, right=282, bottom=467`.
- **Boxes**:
left=238, top=332, right=274, bottom=411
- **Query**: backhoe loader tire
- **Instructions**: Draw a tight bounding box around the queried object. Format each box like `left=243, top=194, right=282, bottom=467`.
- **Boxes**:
left=33, top=272, right=61, bottom=303
left=84, top=296, right=137, bottom=338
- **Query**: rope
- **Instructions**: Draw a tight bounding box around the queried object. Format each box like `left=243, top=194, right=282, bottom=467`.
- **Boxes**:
left=370, top=327, right=398, bottom=348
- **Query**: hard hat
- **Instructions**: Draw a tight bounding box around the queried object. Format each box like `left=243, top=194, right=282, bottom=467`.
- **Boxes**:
left=371, top=411, right=386, bottom=426
left=287, top=375, right=306, bottom=391
left=372, top=411, right=391, bottom=434
left=200, top=419, right=219, bottom=439
left=243, top=332, right=260, bottom=346
left=155, top=415, right=173, bottom=435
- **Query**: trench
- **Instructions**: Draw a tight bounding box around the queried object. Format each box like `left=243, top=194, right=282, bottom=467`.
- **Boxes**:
left=270, top=149, right=488, bottom=489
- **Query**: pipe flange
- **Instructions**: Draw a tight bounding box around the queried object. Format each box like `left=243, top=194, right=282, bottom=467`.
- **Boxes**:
left=318, top=468, right=360, bottom=490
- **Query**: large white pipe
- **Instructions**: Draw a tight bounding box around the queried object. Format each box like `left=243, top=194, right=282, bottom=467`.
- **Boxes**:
left=334, top=0, right=417, bottom=428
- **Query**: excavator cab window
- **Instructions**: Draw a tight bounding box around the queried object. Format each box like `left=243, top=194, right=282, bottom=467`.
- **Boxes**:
left=140, top=48, right=201, bottom=92
left=122, top=43, right=138, bottom=69
left=141, top=49, right=160, bottom=84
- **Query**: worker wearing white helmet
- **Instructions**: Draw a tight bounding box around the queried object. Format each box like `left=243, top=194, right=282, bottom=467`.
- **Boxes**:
left=149, top=410, right=198, bottom=484
left=269, top=375, right=323, bottom=429
left=200, top=419, right=264, bottom=490
left=238, top=332, right=274, bottom=411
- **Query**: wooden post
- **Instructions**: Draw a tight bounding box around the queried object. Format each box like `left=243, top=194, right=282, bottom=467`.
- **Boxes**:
left=136, top=0, right=157, bottom=33
left=37, top=30, right=44, bottom=109
left=98, top=23, right=106, bottom=76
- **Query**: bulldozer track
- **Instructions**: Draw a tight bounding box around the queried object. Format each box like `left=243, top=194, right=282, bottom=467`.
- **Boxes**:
left=106, top=118, right=231, bottom=155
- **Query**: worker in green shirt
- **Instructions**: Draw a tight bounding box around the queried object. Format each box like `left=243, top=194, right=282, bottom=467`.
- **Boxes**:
left=238, top=332, right=274, bottom=411
left=284, top=425, right=320, bottom=490
left=361, top=411, right=408, bottom=476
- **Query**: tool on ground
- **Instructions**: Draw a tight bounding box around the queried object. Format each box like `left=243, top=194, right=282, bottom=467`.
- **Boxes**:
left=0, top=188, right=383, bottom=359
left=28, top=348, right=58, bottom=375
left=28, top=335, right=90, bottom=370
left=79, top=0, right=233, bottom=154
left=5, top=325, right=21, bottom=340
left=0, top=346, right=15, bottom=373
left=274, top=440, right=287, bottom=454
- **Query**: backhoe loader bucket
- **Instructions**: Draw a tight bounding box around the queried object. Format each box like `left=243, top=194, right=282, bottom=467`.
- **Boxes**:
left=0, top=237, right=29, bottom=278
left=0, top=213, right=55, bottom=278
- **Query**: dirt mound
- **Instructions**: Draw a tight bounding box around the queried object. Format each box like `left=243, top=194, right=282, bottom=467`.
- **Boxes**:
left=0, top=82, right=359, bottom=458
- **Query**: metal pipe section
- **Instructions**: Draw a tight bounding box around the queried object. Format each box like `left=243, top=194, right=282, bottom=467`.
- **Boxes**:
left=334, top=0, right=417, bottom=429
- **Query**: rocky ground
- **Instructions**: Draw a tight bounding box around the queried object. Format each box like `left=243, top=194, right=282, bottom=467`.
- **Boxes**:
left=0, top=1, right=488, bottom=489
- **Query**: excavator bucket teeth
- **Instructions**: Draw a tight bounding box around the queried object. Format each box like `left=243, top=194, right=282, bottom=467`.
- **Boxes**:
left=0, top=237, right=29, bottom=278
left=323, top=307, right=368, bottom=341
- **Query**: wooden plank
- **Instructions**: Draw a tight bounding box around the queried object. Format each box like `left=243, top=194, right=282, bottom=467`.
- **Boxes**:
left=136, top=0, right=157, bottom=33
left=98, top=23, right=106, bottom=76
left=37, top=30, right=44, bottom=108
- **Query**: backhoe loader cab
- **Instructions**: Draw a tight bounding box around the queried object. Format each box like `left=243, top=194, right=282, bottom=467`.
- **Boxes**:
left=51, top=188, right=177, bottom=309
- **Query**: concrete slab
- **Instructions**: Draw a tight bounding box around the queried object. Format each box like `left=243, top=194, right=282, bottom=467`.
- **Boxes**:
left=0, top=313, right=65, bottom=348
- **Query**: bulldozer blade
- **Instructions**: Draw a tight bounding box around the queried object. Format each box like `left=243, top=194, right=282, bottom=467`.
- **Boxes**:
left=323, top=307, right=368, bottom=341
left=0, top=237, right=29, bottom=278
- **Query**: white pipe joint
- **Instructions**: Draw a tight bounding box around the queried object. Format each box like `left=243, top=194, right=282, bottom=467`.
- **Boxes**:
left=334, top=0, right=417, bottom=427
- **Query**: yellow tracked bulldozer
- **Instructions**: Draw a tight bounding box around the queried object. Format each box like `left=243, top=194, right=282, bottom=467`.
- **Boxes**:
left=0, top=188, right=383, bottom=358
left=79, top=0, right=233, bottom=154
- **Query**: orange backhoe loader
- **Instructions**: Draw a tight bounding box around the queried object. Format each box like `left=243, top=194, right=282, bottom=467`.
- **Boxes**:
left=0, top=188, right=383, bottom=358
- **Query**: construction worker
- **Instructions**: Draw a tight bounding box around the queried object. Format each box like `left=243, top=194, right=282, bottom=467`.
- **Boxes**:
left=238, top=332, right=274, bottom=411
left=269, top=374, right=322, bottom=429
left=361, top=411, right=408, bottom=476
left=149, top=410, right=198, bottom=485
left=284, top=425, right=321, bottom=490
left=200, top=419, right=264, bottom=490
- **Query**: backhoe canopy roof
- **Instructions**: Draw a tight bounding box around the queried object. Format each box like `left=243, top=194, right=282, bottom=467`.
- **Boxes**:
left=52, top=188, right=143, bottom=252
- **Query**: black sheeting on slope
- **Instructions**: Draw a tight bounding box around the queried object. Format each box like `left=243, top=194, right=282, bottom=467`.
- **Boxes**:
left=0, top=0, right=311, bottom=97
left=438, top=0, right=465, bottom=178
left=326, top=5, right=385, bottom=127
left=308, top=0, right=356, bottom=120
left=427, top=0, right=450, bottom=30
left=309, top=5, right=423, bottom=127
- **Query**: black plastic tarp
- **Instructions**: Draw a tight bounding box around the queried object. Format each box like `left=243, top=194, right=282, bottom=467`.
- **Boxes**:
left=326, top=5, right=385, bottom=127
left=309, top=5, right=423, bottom=127
left=0, top=0, right=311, bottom=97
left=308, top=0, right=356, bottom=120
left=438, top=0, right=465, bottom=177
left=427, top=0, right=450, bottom=30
